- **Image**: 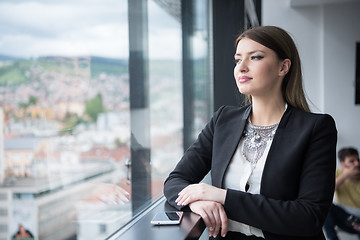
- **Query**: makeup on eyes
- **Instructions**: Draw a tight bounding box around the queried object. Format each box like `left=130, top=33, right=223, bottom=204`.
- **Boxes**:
left=234, top=55, right=264, bottom=65
left=251, top=55, right=264, bottom=60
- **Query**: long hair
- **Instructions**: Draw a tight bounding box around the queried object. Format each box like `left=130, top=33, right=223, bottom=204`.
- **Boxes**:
left=235, top=26, right=310, bottom=112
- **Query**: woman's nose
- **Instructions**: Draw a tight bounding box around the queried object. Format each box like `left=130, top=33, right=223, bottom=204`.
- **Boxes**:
left=238, top=60, right=248, bottom=73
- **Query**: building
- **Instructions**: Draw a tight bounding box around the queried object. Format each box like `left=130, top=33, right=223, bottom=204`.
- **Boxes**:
left=0, top=161, right=116, bottom=240
left=3, top=137, right=41, bottom=179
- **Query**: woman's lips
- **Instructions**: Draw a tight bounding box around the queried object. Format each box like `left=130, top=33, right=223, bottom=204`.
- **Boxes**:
left=238, top=76, right=252, bottom=83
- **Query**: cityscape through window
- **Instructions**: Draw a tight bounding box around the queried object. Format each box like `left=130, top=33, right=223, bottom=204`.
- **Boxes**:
left=0, top=0, right=212, bottom=239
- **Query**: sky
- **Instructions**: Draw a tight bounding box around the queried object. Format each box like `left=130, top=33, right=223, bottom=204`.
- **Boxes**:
left=0, top=0, right=182, bottom=59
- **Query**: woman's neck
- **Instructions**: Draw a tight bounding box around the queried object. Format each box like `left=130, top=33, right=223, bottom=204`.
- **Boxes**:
left=250, top=98, right=286, bottom=126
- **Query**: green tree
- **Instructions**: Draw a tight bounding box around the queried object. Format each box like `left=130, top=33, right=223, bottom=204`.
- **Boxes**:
left=18, top=96, right=38, bottom=109
left=18, top=102, right=28, bottom=109
left=60, top=112, right=79, bottom=135
left=17, top=95, right=38, bottom=121
left=28, top=96, right=37, bottom=105
left=85, top=93, right=105, bottom=121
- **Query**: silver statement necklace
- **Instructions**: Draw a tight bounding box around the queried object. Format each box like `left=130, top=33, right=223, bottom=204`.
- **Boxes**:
left=242, top=120, right=279, bottom=165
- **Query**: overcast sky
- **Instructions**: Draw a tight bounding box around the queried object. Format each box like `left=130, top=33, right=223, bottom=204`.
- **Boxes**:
left=0, top=0, right=182, bottom=59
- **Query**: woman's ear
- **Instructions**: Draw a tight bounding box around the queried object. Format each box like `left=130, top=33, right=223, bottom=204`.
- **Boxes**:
left=279, top=59, right=291, bottom=76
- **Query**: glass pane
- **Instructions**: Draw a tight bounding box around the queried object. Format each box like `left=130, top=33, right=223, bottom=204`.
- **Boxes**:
left=0, top=1, right=130, bottom=240
left=192, top=0, right=213, bottom=136
left=356, top=42, right=360, bottom=105
left=148, top=0, right=183, bottom=199
left=0, top=0, right=212, bottom=239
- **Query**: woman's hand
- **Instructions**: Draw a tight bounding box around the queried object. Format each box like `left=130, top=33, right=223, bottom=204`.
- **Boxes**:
left=175, top=183, right=227, bottom=206
left=189, top=200, right=228, bottom=238
left=175, top=183, right=228, bottom=237
left=89, top=183, right=130, bottom=205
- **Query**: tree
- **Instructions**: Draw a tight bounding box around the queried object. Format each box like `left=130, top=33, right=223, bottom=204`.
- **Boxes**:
left=85, top=93, right=105, bottom=121
left=28, top=96, right=37, bottom=105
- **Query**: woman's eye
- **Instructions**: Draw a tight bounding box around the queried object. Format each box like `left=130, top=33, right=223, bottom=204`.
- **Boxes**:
left=234, top=58, right=242, bottom=64
left=251, top=55, right=264, bottom=60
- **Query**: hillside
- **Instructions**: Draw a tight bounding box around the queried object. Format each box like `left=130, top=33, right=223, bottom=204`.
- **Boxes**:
left=0, top=56, right=129, bottom=86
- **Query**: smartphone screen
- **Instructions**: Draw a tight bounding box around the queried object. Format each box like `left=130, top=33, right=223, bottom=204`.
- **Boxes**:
left=150, top=211, right=183, bottom=225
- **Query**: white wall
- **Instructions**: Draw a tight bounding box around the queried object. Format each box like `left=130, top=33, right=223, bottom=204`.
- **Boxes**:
left=263, top=0, right=360, bottom=151
left=323, top=2, right=360, bottom=151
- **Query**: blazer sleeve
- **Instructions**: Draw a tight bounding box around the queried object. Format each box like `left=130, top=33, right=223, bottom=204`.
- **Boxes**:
left=223, top=113, right=337, bottom=237
left=163, top=106, right=226, bottom=210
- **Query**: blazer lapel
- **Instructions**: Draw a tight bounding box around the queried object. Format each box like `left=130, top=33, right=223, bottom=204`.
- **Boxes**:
left=260, top=105, right=293, bottom=194
left=212, top=105, right=251, bottom=188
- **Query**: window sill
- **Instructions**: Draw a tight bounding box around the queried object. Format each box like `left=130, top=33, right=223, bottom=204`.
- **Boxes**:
left=107, top=196, right=205, bottom=240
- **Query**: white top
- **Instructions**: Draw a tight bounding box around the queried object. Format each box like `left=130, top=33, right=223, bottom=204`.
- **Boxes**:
left=223, top=135, right=274, bottom=238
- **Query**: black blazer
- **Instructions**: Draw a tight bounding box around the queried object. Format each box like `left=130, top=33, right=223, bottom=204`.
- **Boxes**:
left=164, top=105, right=337, bottom=240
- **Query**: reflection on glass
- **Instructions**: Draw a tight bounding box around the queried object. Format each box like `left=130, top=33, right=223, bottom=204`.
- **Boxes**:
left=1, top=55, right=131, bottom=239
left=148, top=0, right=183, bottom=195
left=0, top=0, right=211, bottom=239
left=0, top=1, right=132, bottom=239
left=192, top=1, right=212, bottom=136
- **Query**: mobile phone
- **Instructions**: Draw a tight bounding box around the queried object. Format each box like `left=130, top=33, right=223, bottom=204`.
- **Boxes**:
left=150, top=211, right=183, bottom=225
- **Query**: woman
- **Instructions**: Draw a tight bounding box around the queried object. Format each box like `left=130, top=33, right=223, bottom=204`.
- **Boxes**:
left=164, top=26, right=337, bottom=240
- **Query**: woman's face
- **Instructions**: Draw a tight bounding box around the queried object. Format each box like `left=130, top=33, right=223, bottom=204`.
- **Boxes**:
left=233, top=37, right=288, bottom=99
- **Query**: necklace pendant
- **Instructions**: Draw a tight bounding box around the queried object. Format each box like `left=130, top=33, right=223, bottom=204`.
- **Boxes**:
left=254, top=134, right=261, bottom=142
left=242, top=120, right=279, bottom=165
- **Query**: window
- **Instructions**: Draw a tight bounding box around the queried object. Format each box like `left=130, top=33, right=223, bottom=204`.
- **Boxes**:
left=0, top=208, right=7, bottom=217
left=1, top=1, right=131, bottom=239
left=99, top=224, right=107, bottom=234
left=0, top=225, right=7, bottom=233
left=356, top=42, right=360, bottom=104
left=0, top=194, right=7, bottom=201
left=0, top=0, right=212, bottom=239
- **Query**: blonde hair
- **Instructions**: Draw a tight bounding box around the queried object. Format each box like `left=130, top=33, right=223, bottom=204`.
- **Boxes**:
left=235, top=26, right=310, bottom=112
